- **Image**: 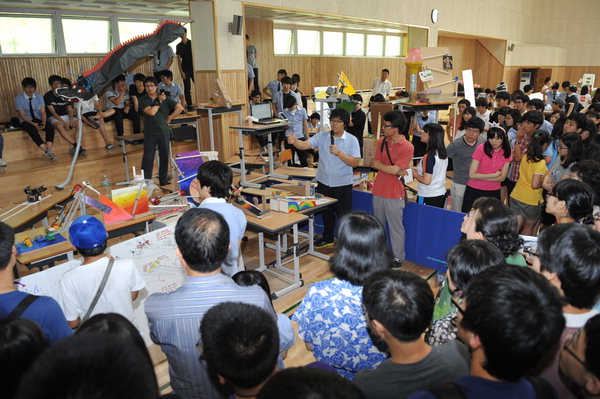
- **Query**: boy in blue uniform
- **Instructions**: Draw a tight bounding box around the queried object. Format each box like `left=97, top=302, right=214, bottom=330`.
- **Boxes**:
left=157, top=69, right=186, bottom=109
left=281, top=95, right=309, bottom=167
left=15, top=77, right=56, bottom=159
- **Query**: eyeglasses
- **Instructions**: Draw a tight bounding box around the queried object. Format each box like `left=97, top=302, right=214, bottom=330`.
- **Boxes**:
left=382, top=123, right=393, bottom=128
left=558, top=145, right=569, bottom=150
left=564, top=329, right=588, bottom=370
left=330, top=119, right=344, bottom=124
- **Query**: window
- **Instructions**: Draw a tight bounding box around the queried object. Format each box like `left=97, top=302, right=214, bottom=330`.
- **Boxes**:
left=385, top=35, right=402, bottom=57
left=63, top=18, right=110, bottom=53
left=274, top=28, right=294, bottom=55
left=323, top=31, right=343, bottom=55
left=0, top=16, right=54, bottom=54
left=345, top=33, right=364, bottom=56
left=117, top=20, right=158, bottom=43
left=297, top=29, right=320, bottom=55
left=366, top=34, right=383, bottom=57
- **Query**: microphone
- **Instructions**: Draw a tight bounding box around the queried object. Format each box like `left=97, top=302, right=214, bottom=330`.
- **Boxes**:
left=330, top=131, right=335, bottom=146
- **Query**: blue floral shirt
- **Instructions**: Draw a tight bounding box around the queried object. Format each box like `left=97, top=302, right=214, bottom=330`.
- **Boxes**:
left=292, top=278, right=388, bottom=378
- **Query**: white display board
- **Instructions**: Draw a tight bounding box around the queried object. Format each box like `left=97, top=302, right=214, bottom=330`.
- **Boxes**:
left=18, top=225, right=185, bottom=346
left=109, top=225, right=186, bottom=345
left=462, top=69, right=476, bottom=108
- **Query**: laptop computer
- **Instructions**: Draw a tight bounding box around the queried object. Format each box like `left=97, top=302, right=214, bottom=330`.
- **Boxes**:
left=250, top=102, right=285, bottom=124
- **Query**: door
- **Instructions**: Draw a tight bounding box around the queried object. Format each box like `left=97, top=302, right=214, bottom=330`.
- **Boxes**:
left=534, top=68, right=553, bottom=92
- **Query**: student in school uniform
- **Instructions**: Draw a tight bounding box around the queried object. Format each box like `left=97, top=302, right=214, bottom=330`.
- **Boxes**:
left=157, top=69, right=186, bottom=110
left=263, top=68, right=287, bottom=100
left=347, top=93, right=367, bottom=157
left=272, top=76, right=302, bottom=115
left=44, top=74, right=81, bottom=154
left=281, top=95, right=309, bottom=167
left=287, top=108, right=361, bottom=248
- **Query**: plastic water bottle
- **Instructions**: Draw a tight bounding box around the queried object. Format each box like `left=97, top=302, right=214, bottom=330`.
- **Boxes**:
left=102, top=175, right=111, bottom=197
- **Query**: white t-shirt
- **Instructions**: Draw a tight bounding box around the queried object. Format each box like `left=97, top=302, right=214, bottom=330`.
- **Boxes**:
left=371, top=78, right=392, bottom=97
left=417, top=152, right=449, bottom=198
left=58, top=257, right=146, bottom=323
left=476, top=110, right=491, bottom=130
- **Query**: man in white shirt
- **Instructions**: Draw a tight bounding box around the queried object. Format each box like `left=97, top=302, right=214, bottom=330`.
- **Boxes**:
left=58, top=215, right=145, bottom=328
left=475, top=97, right=491, bottom=131
left=371, top=69, right=392, bottom=99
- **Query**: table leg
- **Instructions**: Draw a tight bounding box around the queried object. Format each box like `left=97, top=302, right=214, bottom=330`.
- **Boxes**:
left=258, top=231, right=265, bottom=268
left=208, top=109, right=215, bottom=152
left=307, top=214, right=330, bottom=261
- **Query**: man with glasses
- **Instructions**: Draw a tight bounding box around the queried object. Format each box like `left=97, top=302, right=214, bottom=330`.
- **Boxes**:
left=446, top=117, right=486, bottom=212
left=410, top=265, right=565, bottom=399
left=370, top=111, right=413, bottom=265
left=530, top=223, right=600, bottom=398
left=560, top=315, right=600, bottom=398
left=288, top=108, right=360, bottom=248
left=138, top=77, right=183, bottom=186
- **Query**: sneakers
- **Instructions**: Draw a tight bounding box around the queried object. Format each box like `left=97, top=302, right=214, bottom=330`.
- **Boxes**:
left=314, top=237, right=335, bottom=249
left=0, top=159, right=6, bottom=167
left=105, top=144, right=115, bottom=150
left=69, top=144, right=86, bottom=156
left=85, top=115, right=101, bottom=129
left=43, top=150, right=56, bottom=160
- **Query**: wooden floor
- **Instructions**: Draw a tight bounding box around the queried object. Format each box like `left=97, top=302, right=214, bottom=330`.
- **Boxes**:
left=6, top=137, right=440, bottom=395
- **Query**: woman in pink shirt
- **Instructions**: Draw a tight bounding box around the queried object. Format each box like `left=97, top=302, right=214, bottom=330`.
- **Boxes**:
left=461, top=126, right=513, bottom=212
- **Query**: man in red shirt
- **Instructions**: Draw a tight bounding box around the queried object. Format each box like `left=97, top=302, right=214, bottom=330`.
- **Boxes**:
left=371, top=111, right=414, bottom=265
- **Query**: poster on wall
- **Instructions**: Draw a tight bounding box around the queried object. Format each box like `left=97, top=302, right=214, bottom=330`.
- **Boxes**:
left=443, top=54, right=453, bottom=71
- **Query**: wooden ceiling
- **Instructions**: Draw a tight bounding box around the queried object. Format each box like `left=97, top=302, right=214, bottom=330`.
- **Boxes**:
left=0, top=0, right=189, bottom=16
left=244, top=5, right=407, bottom=34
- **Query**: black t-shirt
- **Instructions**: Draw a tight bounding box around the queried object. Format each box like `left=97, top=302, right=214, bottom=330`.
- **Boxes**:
left=176, top=40, right=193, bottom=72
left=129, top=84, right=146, bottom=100
left=347, top=109, right=366, bottom=142
left=43, top=90, right=69, bottom=116
left=565, top=94, right=582, bottom=112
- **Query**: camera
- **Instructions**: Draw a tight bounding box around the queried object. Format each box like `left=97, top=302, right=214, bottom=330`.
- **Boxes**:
left=24, top=185, right=47, bottom=202
left=159, top=89, right=171, bottom=97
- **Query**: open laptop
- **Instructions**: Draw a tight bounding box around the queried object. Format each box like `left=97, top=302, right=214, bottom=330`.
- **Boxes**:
left=250, top=102, right=285, bottom=124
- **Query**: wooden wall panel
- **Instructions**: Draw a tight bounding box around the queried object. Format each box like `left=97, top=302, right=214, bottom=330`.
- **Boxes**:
left=0, top=56, right=192, bottom=123
left=246, top=17, right=408, bottom=95
left=502, top=66, right=600, bottom=93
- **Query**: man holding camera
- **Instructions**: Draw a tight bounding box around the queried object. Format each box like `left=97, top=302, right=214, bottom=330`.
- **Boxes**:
left=138, top=77, right=184, bottom=186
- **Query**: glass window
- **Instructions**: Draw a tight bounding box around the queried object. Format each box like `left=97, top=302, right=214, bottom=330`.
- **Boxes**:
left=297, top=29, right=320, bottom=55
left=323, top=31, right=343, bottom=55
left=385, top=35, right=402, bottom=57
left=366, top=34, right=384, bottom=57
left=274, top=28, right=294, bottom=55
left=117, top=20, right=158, bottom=43
left=345, top=33, right=364, bottom=56
left=0, top=16, right=54, bottom=54
left=63, top=18, right=110, bottom=53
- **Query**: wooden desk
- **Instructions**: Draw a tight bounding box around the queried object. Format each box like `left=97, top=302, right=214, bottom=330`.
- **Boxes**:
left=274, top=166, right=317, bottom=179
left=397, top=101, right=454, bottom=112
left=229, top=122, right=290, bottom=188
left=15, top=212, right=155, bottom=273
left=106, top=211, right=156, bottom=239
left=0, top=189, right=73, bottom=232
left=196, top=103, right=245, bottom=153
left=245, top=211, right=308, bottom=298
left=15, top=227, right=76, bottom=275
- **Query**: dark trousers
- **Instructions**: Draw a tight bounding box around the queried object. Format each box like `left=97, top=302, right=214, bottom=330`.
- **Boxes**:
left=183, top=70, right=194, bottom=107
left=412, top=135, right=427, bottom=165
left=252, top=68, right=259, bottom=93
left=22, top=119, right=55, bottom=147
left=317, top=182, right=353, bottom=241
left=284, top=138, right=308, bottom=167
left=461, top=186, right=501, bottom=213
left=105, top=107, right=141, bottom=136
left=421, top=194, right=447, bottom=208
left=141, top=134, right=170, bottom=183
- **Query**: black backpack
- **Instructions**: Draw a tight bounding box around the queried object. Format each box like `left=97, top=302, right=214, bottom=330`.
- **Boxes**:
left=428, top=376, right=557, bottom=399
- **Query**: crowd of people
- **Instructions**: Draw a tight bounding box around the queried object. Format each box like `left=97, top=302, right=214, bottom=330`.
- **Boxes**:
left=2, top=69, right=600, bottom=398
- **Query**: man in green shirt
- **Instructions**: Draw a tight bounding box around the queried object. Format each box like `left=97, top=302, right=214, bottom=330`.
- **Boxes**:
left=138, top=77, right=183, bottom=186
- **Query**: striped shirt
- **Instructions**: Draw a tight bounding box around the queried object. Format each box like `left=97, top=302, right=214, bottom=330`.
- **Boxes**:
left=145, top=273, right=273, bottom=399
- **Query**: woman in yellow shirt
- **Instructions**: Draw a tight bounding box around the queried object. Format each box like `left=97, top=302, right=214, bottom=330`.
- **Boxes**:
left=510, top=130, right=550, bottom=235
